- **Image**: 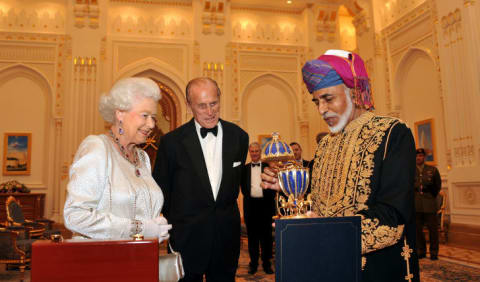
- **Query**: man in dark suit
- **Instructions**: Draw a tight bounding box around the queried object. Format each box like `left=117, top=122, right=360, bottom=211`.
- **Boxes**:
left=290, top=142, right=313, bottom=195
left=153, top=77, right=249, bottom=282
left=289, top=142, right=310, bottom=168
left=241, top=142, right=275, bottom=275
left=414, top=148, right=442, bottom=260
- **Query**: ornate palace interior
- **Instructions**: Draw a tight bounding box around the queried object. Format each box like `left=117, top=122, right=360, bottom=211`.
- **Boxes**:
left=0, top=0, right=479, bottom=277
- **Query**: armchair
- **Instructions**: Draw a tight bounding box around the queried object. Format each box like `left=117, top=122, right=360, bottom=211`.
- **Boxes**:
left=0, top=226, right=35, bottom=278
left=437, top=191, right=449, bottom=243
left=6, top=196, right=58, bottom=239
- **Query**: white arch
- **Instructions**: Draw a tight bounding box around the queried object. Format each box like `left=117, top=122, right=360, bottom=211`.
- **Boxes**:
left=0, top=63, right=55, bottom=192
left=240, top=72, right=298, bottom=121
left=393, top=47, right=437, bottom=112
left=240, top=73, right=299, bottom=136
left=0, top=63, right=54, bottom=117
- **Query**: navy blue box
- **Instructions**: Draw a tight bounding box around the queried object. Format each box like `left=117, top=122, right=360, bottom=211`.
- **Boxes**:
left=275, top=216, right=361, bottom=282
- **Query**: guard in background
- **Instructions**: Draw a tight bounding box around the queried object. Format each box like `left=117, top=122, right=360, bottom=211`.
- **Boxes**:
left=414, top=148, right=442, bottom=260
left=241, top=142, right=275, bottom=275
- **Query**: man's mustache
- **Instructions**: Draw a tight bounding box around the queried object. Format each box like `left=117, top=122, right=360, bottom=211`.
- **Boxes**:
left=323, top=112, right=339, bottom=119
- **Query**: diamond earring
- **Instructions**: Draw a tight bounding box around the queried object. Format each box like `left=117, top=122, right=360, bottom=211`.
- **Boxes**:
left=119, top=120, right=124, bottom=135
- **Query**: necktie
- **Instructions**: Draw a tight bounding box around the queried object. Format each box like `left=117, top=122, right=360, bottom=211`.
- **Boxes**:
left=200, top=126, right=218, bottom=138
left=252, top=163, right=260, bottom=167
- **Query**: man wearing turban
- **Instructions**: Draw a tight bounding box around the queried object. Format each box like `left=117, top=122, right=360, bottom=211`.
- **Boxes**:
left=262, top=50, right=420, bottom=281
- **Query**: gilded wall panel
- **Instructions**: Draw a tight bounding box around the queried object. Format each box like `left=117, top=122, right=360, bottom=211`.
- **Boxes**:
left=0, top=33, right=68, bottom=117
left=232, top=22, right=303, bottom=45
left=453, top=182, right=480, bottom=209
left=382, top=1, right=431, bottom=37
left=239, top=70, right=264, bottom=94
left=412, top=35, right=434, bottom=52
left=239, top=71, right=297, bottom=100
left=390, top=34, right=434, bottom=72
left=381, top=1, right=439, bottom=116
left=115, top=44, right=185, bottom=74
left=0, top=44, right=56, bottom=62
left=26, top=63, right=56, bottom=86
left=388, top=16, right=431, bottom=54
left=439, top=5, right=478, bottom=168
left=111, top=16, right=191, bottom=39
left=0, top=62, right=10, bottom=70
left=230, top=8, right=304, bottom=45
left=228, top=42, right=306, bottom=126
left=0, top=7, right=66, bottom=34
left=275, top=72, right=298, bottom=93
left=377, top=0, right=427, bottom=29
left=238, top=54, right=297, bottom=72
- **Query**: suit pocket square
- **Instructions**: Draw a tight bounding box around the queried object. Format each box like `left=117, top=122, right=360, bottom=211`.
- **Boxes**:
left=233, top=161, right=241, bottom=167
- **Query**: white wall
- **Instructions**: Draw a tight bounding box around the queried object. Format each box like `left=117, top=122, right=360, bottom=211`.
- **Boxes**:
left=397, top=49, right=446, bottom=173
left=241, top=75, right=295, bottom=155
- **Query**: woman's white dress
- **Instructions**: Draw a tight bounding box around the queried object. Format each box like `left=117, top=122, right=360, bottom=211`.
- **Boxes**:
left=64, top=134, right=164, bottom=239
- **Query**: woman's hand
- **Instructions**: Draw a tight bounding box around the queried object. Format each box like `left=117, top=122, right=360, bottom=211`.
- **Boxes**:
left=154, top=216, right=171, bottom=242
left=143, top=216, right=172, bottom=242
left=261, top=166, right=281, bottom=191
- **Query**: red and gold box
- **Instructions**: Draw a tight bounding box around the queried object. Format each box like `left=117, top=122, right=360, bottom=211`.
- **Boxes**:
left=32, top=238, right=159, bottom=282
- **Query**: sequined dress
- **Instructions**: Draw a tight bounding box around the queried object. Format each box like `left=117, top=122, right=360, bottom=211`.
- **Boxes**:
left=64, top=134, right=164, bottom=239
left=311, top=112, right=420, bottom=282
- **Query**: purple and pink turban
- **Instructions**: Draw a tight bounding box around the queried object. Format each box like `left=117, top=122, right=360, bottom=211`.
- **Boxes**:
left=302, top=51, right=374, bottom=110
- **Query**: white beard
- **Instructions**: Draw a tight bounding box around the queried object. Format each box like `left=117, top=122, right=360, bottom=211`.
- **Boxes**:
left=324, top=89, right=354, bottom=133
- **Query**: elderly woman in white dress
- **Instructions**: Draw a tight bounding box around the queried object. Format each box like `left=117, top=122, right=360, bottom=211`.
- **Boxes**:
left=64, top=77, right=171, bottom=241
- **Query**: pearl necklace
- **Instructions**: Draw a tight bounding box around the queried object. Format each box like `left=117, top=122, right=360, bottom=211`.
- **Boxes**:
left=109, top=130, right=141, bottom=177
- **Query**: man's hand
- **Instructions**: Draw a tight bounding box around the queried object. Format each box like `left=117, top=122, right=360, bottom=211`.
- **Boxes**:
left=261, top=166, right=281, bottom=191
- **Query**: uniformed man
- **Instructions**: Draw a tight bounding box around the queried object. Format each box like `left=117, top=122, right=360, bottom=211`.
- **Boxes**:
left=414, top=148, right=442, bottom=260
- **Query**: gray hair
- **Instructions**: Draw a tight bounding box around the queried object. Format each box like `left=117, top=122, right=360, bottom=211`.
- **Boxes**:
left=344, top=84, right=351, bottom=98
left=249, top=142, right=261, bottom=149
left=99, top=77, right=161, bottom=123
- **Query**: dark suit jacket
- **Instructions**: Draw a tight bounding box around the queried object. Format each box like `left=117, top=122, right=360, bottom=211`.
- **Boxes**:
left=152, top=118, right=249, bottom=274
left=414, top=164, right=442, bottom=213
left=301, top=159, right=313, bottom=195
left=240, top=162, right=276, bottom=220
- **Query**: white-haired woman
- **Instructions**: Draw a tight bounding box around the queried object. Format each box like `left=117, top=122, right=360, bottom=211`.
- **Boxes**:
left=64, top=77, right=171, bottom=242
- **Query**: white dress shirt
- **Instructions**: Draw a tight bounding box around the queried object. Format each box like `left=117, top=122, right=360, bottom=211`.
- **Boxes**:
left=250, top=162, right=263, bottom=198
left=195, top=120, right=223, bottom=201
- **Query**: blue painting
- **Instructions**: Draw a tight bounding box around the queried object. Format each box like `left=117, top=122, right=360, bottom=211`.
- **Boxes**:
left=3, top=133, right=31, bottom=175
left=415, top=119, right=436, bottom=165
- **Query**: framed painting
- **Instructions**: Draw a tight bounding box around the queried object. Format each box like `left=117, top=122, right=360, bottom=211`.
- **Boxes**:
left=414, top=119, right=436, bottom=165
left=258, top=134, right=277, bottom=150
left=3, top=133, right=32, bottom=175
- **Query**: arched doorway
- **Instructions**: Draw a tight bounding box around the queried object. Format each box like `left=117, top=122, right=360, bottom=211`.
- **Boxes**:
left=395, top=48, right=446, bottom=171
left=136, top=77, right=182, bottom=168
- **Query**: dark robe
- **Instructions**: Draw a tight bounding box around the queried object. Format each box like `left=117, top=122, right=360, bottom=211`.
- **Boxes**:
left=311, top=112, right=420, bottom=282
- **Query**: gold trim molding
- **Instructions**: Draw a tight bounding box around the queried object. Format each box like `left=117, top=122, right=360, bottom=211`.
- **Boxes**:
left=110, top=0, right=192, bottom=6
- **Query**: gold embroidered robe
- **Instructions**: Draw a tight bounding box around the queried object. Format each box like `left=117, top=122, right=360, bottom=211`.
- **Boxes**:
left=311, top=112, right=420, bottom=282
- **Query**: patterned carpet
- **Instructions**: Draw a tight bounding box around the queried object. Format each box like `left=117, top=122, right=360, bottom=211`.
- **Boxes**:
left=1, top=238, right=479, bottom=281
left=236, top=237, right=480, bottom=282
left=420, top=258, right=480, bottom=282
